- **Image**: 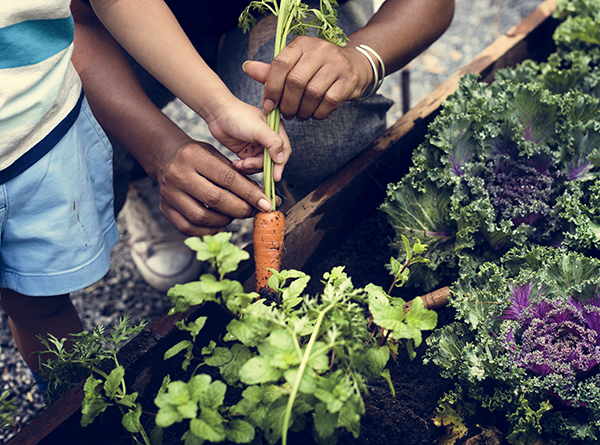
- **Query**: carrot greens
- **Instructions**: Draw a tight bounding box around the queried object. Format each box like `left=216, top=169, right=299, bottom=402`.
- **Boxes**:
left=239, top=0, right=348, bottom=208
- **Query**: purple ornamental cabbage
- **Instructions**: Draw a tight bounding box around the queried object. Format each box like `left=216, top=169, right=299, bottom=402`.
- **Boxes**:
left=501, top=284, right=600, bottom=403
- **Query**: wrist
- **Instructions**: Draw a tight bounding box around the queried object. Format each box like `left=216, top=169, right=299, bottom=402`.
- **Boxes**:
left=355, top=44, right=386, bottom=100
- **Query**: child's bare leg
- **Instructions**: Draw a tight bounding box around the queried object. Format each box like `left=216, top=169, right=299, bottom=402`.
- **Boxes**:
left=0, top=289, right=83, bottom=371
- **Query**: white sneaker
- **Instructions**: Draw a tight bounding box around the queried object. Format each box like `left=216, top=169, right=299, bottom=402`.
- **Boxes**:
left=122, top=177, right=203, bottom=292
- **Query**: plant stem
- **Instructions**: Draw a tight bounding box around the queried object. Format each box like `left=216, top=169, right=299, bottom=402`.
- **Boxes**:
left=282, top=303, right=334, bottom=445
left=263, top=0, right=290, bottom=210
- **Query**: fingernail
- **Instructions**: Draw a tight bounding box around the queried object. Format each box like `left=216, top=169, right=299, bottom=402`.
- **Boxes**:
left=264, top=99, right=275, bottom=114
left=275, top=151, right=285, bottom=163
left=242, top=60, right=251, bottom=73
left=258, top=198, right=272, bottom=212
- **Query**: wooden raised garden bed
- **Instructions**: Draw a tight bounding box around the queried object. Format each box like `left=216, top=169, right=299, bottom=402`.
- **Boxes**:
left=7, top=1, right=559, bottom=444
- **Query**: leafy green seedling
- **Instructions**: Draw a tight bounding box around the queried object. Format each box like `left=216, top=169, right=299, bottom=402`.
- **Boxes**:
left=36, top=315, right=152, bottom=445
left=165, top=232, right=438, bottom=445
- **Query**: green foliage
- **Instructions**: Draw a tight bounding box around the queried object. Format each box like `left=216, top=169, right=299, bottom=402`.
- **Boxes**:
left=36, top=314, right=147, bottom=404
left=0, top=390, right=18, bottom=431
left=239, top=0, right=348, bottom=48
left=425, top=245, right=600, bottom=444
left=35, top=315, right=152, bottom=444
left=161, top=233, right=437, bottom=444
left=380, top=0, right=600, bottom=293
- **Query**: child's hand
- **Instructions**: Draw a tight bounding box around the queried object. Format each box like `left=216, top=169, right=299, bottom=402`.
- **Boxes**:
left=205, top=96, right=291, bottom=182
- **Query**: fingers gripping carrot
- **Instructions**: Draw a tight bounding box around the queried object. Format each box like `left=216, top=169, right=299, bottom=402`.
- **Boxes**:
left=253, top=210, right=286, bottom=291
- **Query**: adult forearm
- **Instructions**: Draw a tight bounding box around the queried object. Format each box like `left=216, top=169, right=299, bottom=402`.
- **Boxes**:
left=71, top=0, right=191, bottom=181
left=348, top=0, right=455, bottom=75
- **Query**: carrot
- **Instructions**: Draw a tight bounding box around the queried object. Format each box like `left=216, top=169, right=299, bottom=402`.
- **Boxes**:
left=405, top=286, right=450, bottom=312
left=253, top=210, right=286, bottom=292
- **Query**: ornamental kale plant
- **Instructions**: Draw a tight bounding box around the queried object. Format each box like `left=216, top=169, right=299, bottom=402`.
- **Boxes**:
left=380, top=0, right=600, bottom=292
left=425, top=245, right=600, bottom=445
left=162, top=232, right=436, bottom=445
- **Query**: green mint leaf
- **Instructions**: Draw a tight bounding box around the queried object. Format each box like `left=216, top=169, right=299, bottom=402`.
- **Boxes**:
left=218, top=343, right=252, bottom=386
left=188, top=316, right=207, bottom=336
left=164, top=340, right=192, bottom=361
left=283, top=367, right=318, bottom=394
left=188, top=374, right=212, bottom=403
left=405, top=339, right=416, bottom=361
left=81, top=376, right=110, bottom=428
left=380, top=368, right=396, bottom=399
left=336, top=393, right=364, bottom=439
left=240, top=356, right=282, bottom=384
left=104, top=366, right=124, bottom=399
left=200, top=380, right=227, bottom=411
left=366, top=284, right=407, bottom=331
left=313, top=402, right=339, bottom=441
left=361, top=346, right=390, bottom=380
left=226, top=302, right=274, bottom=346
left=190, top=409, right=227, bottom=443
left=120, top=392, right=139, bottom=409
left=404, top=297, right=438, bottom=332
left=263, top=398, right=288, bottom=444
left=181, top=430, right=204, bottom=445
left=390, top=257, right=402, bottom=275
left=226, top=418, right=256, bottom=443
left=121, top=403, right=142, bottom=433
left=167, top=279, right=217, bottom=313
left=155, top=380, right=197, bottom=427
left=150, top=425, right=164, bottom=445
left=201, top=340, right=216, bottom=356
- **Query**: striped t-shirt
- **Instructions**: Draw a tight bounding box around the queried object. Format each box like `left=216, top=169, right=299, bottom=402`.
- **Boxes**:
left=0, top=0, right=83, bottom=184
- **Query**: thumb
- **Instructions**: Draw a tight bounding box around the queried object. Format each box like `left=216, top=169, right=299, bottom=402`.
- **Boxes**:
left=256, top=119, right=291, bottom=170
left=242, top=60, right=270, bottom=85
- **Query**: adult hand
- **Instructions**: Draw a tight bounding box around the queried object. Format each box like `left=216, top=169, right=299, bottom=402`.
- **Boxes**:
left=243, top=36, right=373, bottom=122
left=156, top=140, right=275, bottom=237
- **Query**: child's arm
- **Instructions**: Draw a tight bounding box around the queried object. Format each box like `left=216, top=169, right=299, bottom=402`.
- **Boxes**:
left=88, top=0, right=290, bottom=181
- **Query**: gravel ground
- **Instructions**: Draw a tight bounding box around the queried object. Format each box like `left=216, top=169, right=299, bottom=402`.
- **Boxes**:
left=0, top=0, right=544, bottom=442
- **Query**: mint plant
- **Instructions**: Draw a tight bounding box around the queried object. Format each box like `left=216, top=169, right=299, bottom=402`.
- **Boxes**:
left=164, top=232, right=438, bottom=444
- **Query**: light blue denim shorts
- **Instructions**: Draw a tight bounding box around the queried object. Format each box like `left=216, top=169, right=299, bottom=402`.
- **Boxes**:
left=0, top=98, right=119, bottom=296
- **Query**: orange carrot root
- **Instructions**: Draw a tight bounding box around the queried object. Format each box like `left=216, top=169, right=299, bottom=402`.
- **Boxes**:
left=253, top=210, right=286, bottom=292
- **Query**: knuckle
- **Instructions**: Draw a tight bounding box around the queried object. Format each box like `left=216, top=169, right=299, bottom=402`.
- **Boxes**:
left=271, top=55, right=293, bottom=73
left=186, top=207, right=211, bottom=229
left=218, top=168, right=237, bottom=188
left=202, top=188, right=223, bottom=209
left=305, top=83, right=322, bottom=100
left=322, top=91, right=342, bottom=109
left=176, top=220, right=197, bottom=237
left=286, top=72, right=305, bottom=91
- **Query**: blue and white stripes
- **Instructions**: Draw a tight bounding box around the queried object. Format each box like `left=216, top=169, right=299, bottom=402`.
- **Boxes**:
left=0, top=0, right=82, bottom=182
